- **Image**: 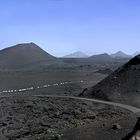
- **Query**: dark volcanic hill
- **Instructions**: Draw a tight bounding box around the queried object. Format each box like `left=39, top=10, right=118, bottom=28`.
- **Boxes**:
left=80, top=54, right=140, bottom=107
left=0, top=43, right=56, bottom=69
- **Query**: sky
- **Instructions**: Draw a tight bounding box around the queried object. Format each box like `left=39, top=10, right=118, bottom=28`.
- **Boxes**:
left=0, top=0, right=140, bottom=56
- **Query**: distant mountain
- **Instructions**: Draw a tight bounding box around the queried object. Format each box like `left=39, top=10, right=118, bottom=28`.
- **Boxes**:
left=0, top=43, right=56, bottom=69
left=89, top=53, right=113, bottom=61
left=64, top=51, right=88, bottom=58
left=80, top=54, right=140, bottom=107
left=111, top=51, right=131, bottom=58
left=132, top=51, right=140, bottom=57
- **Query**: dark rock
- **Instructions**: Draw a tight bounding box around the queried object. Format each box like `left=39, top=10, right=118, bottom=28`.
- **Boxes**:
left=136, top=89, right=140, bottom=92
left=112, top=123, right=121, bottom=130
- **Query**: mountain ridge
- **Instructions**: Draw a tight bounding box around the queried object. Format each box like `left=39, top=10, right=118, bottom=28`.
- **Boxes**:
left=64, top=51, right=88, bottom=58
left=111, top=51, right=131, bottom=58
left=0, top=43, right=56, bottom=69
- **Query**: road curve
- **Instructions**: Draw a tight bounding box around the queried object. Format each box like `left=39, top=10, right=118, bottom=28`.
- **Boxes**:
left=34, top=95, right=140, bottom=113
left=1, top=80, right=139, bottom=113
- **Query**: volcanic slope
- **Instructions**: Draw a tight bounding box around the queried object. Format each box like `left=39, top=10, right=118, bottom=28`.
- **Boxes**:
left=0, top=43, right=56, bottom=69
left=80, top=54, right=140, bottom=107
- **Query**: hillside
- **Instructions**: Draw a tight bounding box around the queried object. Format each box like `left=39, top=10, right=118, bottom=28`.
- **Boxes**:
left=80, top=54, right=140, bottom=107
left=0, top=43, right=56, bottom=69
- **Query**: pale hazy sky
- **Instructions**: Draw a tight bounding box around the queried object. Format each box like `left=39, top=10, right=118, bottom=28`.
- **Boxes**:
left=0, top=0, right=140, bottom=56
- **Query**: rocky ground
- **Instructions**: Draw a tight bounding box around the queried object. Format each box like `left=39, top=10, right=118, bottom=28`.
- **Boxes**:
left=0, top=95, right=132, bottom=140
